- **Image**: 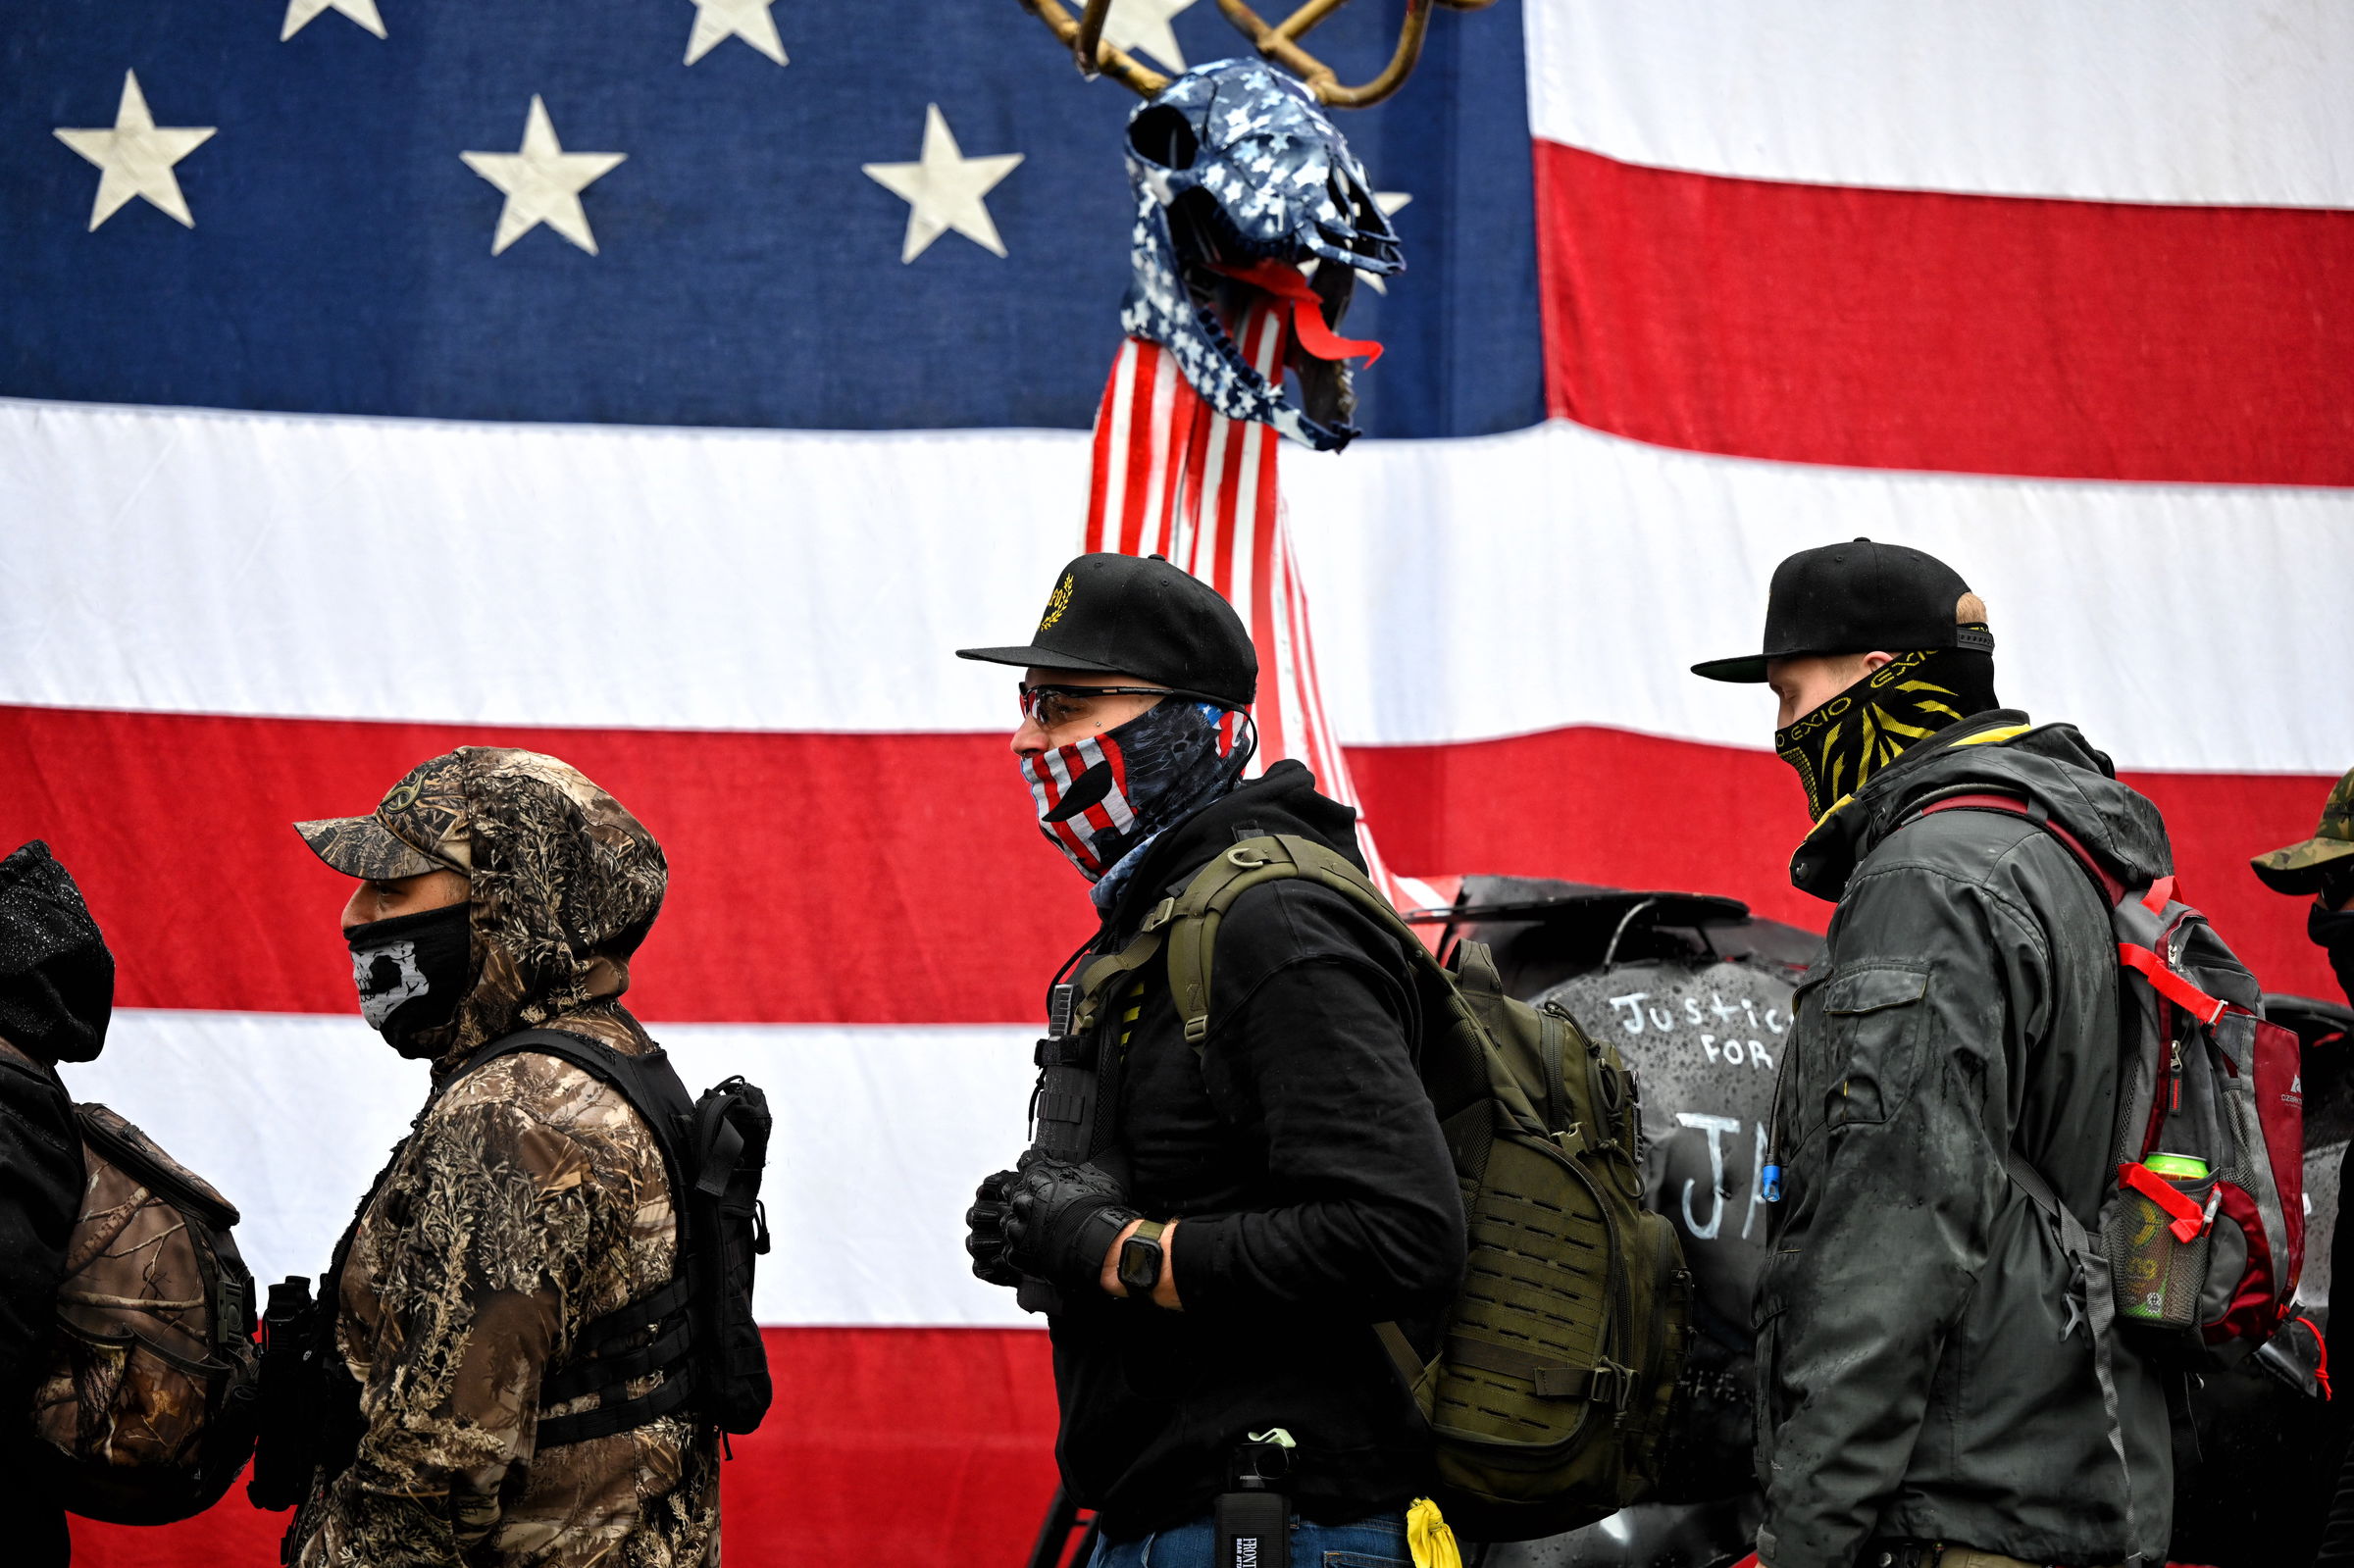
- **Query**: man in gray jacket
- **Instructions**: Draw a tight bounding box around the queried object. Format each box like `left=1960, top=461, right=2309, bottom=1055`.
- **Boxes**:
left=1694, top=540, right=2173, bottom=1568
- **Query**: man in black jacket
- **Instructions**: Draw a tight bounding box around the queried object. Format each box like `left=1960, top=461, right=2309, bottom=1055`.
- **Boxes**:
left=2250, top=766, right=2354, bottom=1564
left=0, top=841, right=117, bottom=1567
left=959, top=552, right=1465, bottom=1566
left=1694, top=541, right=2173, bottom=1568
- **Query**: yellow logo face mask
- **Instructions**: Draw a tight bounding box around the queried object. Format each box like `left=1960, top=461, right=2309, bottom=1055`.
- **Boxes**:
left=1773, top=638, right=1996, bottom=822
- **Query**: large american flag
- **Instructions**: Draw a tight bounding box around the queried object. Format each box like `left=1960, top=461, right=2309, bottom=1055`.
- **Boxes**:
left=4, top=2, right=2349, bottom=1561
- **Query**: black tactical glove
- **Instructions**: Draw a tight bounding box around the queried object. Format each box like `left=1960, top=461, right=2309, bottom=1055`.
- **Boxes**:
left=1001, top=1155, right=1138, bottom=1295
left=965, top=1169, right=1023, bottom=1288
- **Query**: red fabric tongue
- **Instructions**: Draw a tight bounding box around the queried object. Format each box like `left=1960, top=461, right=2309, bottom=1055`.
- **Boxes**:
left=1209, top=258, right=1385, bottom=366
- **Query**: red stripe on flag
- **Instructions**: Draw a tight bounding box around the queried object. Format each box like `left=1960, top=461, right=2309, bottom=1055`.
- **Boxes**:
left=73, top=1326, right=1059, bottom=1568
left=0, top=705, right=1092, bottom=1024
left=1534, top=139, right=2354, bottom=484
left=5, top=705, right=2334, bottom=1017
left=1346, top=725, right=2341, bottom=1004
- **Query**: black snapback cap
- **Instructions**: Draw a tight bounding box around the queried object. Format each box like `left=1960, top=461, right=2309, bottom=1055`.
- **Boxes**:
left=1692, top=537, right=1988, bottom=683
left=957, top=552, right=1257, bottom=708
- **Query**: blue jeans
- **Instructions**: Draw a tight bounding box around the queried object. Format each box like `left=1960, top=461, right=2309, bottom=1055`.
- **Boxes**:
left=1089, top=1507, right=1410, bottom=1568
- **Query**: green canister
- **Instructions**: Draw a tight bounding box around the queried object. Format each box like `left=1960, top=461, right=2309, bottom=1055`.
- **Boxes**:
left=2118, top=1153, right=2211, bottom=1325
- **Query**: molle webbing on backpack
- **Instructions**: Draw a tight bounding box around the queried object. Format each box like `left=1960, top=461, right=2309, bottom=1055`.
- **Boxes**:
left=1069, top=834, right=1692, bottom=1543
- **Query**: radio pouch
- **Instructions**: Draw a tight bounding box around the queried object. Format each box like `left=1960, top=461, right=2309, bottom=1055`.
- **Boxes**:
left=1213, top=1430, right=1294, bottom=1568
left=1213, top=1488, right=1287, bottom=1568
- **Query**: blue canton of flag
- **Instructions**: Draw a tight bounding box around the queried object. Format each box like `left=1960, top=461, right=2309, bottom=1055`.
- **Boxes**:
left=3, top=0, right=1542, bottom=436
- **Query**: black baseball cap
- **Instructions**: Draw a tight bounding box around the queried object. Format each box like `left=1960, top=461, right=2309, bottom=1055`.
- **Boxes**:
left=956, top=552, right=1257, bottom=708
left=1692, top=538, right=1990, bottom=683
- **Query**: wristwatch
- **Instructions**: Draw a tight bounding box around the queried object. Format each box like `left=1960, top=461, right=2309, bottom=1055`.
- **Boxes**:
left=1116, top=1218, right=1170, bottom=1294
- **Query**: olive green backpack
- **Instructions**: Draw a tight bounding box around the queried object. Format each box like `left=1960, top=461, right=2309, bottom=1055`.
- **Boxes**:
left=1069, top=834, right=1691, bottom=1543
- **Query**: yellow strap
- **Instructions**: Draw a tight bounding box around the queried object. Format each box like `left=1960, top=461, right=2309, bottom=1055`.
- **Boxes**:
left=1407, top=1497, right=1460, bottom=1568
left=1950, top=721, right=2039, bottom=749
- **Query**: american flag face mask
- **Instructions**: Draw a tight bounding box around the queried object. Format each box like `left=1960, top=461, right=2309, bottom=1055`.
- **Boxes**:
left=1023, top=699, right=1244, bottom=881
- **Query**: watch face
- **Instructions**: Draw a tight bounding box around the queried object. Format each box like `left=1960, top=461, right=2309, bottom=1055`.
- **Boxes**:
left=1117, top=1237, right=1162, bottom=1292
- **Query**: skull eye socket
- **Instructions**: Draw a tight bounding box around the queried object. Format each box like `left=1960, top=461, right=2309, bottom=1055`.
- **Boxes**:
left=1130, top=105, right=1200, bottom=170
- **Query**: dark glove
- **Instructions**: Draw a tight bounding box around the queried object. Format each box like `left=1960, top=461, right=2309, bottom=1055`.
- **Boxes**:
left=1001, top=1156, right=1138, bottom=1295
left=965, top=1169, right=1023, bottom=1289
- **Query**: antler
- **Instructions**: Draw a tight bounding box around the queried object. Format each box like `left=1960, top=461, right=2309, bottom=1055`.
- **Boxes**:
left=1018, top=0, right=1172, bottom=97
left=1021, top=0, right=1497, bottom=108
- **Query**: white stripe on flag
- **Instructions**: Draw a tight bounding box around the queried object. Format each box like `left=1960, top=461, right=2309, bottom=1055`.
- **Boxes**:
left=5, top=398, right=2348, bottom=772
left=1092, top=344, right=1138, bottom=555
left=1278, top=419, right=2354, bottom=775
left=73, top=1010, right=1039, bottom=1329
left=1524, top=0, right=2354, bottom=208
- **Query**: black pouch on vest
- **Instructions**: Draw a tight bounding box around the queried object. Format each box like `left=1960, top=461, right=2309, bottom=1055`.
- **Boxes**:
left=1212, top=1488, right=1287, bottom=1568
left=1213, top=1434, right=1293, bottom=1568
left=246, top=1277, right=315, bottom=1511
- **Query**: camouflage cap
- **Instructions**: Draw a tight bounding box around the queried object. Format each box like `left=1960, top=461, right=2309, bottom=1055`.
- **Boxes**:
left=294, top=752, right=475, bottom=880
left=2252, top=764, right=2354, bottom=894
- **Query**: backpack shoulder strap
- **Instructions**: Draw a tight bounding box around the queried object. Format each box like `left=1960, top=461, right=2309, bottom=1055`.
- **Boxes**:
left=1069, top=925, right=1173, bottom=1036
left=1915, top=790, right=2126, bottom=907
left=456, top=1030, right=713, bottom=1445
left=456, top=1028, right=695, bottom=1180
left=1161, top=833, right=1429, bottom=1051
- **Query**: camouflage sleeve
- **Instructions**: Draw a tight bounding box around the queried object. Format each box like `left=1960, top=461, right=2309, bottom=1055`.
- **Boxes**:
left=301, top=1073, right=618, bottom=1568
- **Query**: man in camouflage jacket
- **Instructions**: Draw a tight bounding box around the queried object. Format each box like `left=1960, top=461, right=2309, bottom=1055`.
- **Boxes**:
left=285, top=747, right=717, bottom=1568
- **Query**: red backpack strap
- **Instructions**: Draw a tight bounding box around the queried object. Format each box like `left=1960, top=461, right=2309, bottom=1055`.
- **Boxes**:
left=2117, top=944, right=2227, bottom=1026
left=1918, top=792, right=2126, bottom=907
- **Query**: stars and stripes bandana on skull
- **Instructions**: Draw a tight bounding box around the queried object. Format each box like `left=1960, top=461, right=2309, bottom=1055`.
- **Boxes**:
left=1024, top=698, right=1242, bottom=881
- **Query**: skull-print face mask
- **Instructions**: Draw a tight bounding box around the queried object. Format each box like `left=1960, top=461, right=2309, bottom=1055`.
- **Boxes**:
left=345, top=902, right=472, bottom=1059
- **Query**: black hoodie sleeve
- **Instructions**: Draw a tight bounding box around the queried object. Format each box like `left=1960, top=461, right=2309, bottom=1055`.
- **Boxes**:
left=0, top=1046, right=79, bottom=1396
left=1164, top=880, right=1466, bottom=1322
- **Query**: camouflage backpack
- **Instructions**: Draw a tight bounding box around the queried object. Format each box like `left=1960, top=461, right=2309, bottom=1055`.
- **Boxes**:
left=1064, top=834, right=1692, bottom=1543
left=20, top=1071, right=260, bottom=1524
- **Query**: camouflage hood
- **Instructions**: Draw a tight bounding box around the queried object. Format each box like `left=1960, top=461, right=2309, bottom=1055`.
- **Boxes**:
left=409, top=748, right=666, bottom=1067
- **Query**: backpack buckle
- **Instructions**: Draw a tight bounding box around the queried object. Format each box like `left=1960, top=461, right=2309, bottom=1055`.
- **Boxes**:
left=1140, top=897, right=1179, bottom=933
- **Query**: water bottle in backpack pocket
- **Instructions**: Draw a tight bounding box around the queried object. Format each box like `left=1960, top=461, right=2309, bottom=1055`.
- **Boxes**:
left=1915, top=792, right=2306, bottom=1367
left=2113, top=1153, right=2212, bottom=1328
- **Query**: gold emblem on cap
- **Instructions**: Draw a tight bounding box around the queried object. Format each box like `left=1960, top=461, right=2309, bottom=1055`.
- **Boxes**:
left=1039, top=573, right=1074, bottom=632
left=382, top=782, right=423, bottom=812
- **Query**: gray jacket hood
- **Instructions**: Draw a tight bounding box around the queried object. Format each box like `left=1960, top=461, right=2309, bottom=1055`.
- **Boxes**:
left=1790, top=710, right=2173, bottom=902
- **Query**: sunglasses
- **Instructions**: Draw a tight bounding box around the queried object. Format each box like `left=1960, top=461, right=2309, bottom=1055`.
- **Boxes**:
left=1015, top=683, right=1181, bottom=730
